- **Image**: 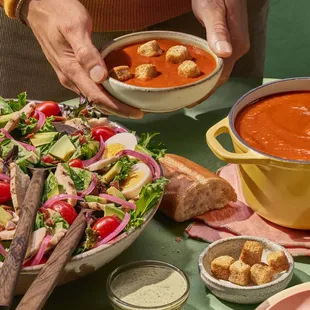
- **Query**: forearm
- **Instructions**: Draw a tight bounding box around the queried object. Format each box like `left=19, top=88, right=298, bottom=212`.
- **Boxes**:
left=0, top=0, right=19, bottom=18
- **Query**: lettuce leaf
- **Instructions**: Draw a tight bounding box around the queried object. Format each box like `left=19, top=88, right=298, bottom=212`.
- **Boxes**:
left=42, top=172, right=64, bottom=202
left=38, top=116, right=56, bottom=133
left=0, top=92, right=27, bottom=115
left=34, top=212, right=45, bottom=230
left=16, top=113, right=37, bottom=136
left=113, top=156, right=137, bottom=183
left=34, top=211, right=69, bottom=234
left=138, top=132, right=167, bottom=160
left=0, top=97, right=13, bottom=115
left=63, top=164, right=92, bottom=191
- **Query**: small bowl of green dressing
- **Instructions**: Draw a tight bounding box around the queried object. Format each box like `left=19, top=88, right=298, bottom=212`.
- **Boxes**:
left=107, top=260, right=190, bottom=310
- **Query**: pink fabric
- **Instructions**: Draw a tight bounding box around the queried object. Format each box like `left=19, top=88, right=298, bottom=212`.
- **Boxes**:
left=186, top=164, right=310, bottom=256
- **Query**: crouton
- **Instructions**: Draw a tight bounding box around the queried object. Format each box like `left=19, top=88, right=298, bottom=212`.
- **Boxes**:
left=110, top=66, right=132, bottom=82
left=178, top=60, right=200, bottom=78
left=135, top=64, right=158, bottom=81
left=166, top=45, right=192, bottom=64
left=211, top=255, right=235, bottom=280
left=137, top=40, right=163, bottom=57
left=267, top=251, right=289, bottom=273
left=250, top=263, right=274, bottom=285
left=240, top=241, right=264, bottom=266
left=228, top=260, right=251, bottom=286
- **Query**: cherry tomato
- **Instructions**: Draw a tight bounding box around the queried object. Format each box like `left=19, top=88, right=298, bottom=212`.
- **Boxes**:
left=68, top=158, right=84, bottom=169
left=91, top=126, right=116, bottom=142
left=49, top=201, right=78, bottom=225
left=41, top=154, right=59, bottom=165
left=23, top=255, right=48, bottom=267
left=34, top=101, right=60, bottom=118
left=0, top=181, right=11, bottom=204
left=92, top=216, right=120, bottom=239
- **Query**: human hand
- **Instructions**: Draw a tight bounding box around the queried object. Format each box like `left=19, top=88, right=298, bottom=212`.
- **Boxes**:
left=189, top=0, right=250, bottom=107
left=21, top=0, right=143, bottom=119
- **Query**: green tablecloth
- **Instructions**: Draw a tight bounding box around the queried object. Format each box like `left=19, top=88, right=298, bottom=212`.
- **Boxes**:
left=13, top=78, right=310, bottom=310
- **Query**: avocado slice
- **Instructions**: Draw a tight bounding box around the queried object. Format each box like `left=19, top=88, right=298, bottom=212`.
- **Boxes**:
left=101, top=162, right=122, bottom=184
left=107, top=186, right=126, bottom=200
left=0, top=113, right=16, bottom=128
left=85, top=195, right=107, bottom=204
left=104, top=204, right=125, bottom=220
left=0, top=206, right=13, bottom=227
left=49, top=135, right=76, bottom=161
left=30, top=132, right=58, bottom=147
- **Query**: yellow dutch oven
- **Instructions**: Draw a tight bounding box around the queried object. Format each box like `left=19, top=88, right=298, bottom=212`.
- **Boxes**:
left=206, top=78, right=310, bottom=230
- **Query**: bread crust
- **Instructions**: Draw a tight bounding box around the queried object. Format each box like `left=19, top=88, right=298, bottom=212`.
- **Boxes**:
left=159, top=154, right=237, bottom=222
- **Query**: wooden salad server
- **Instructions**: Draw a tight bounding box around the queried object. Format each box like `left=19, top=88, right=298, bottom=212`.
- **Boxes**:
left=16, top=210, right=89, bottom=310
left=0, top=169, right=47, bottom=310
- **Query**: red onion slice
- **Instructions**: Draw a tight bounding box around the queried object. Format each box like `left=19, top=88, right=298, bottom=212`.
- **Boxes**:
left=32, top=110, right=46, bottom=133
left=114, top=126, right=127, bottom=133
left=0, top=242, right=7, bottom=258
left=82, top=137, right=105, bottom=167
left=0, top=173, right=10, bottom=183
left=0, top=129, right=36, bottom=152
left=30, top=235, right=52, bottom=266
left=116, top=149, right=161, bottom=180
left=95, top=212, right=130, bottom=247
left=99, top=194, right=136, bottom=210
left=78, top=173, right=98, bottom=197
left=42, top=194, right=85, bottom=208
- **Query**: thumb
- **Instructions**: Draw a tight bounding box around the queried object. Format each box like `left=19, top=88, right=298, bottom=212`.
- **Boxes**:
left=201, top=5, right=232, bottom=58
left=65, top=27, right=108, bottom=83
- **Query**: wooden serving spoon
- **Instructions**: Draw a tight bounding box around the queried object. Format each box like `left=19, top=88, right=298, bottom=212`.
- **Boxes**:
left=16, top=210, right=89, bottom=310
left=0, top=169, right=47, bottom=310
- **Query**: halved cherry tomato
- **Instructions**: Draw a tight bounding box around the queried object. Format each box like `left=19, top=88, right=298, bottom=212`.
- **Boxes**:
left=23, top=255, right=48, bottom=267
left=92, top=216, right=120, bottom=239
left=91, top=126, right=116, bottom=142
left=33, top=101, right=60, bottom=118
left=0, top=181, right=11, bottom=204
left=41, top=154, right=59, bottom=165
left=68, top=158, right=84, bottom=169
left=49, top=201, right=78, bottom=225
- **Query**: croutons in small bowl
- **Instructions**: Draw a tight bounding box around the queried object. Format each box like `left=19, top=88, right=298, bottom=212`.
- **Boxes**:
left=101, top=31, right=223, bottom=113
left=198, top=236, right=294, bottom=305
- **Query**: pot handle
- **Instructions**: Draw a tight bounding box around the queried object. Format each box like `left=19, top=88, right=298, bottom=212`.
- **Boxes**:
left=206, top=117, right=269, bottom=164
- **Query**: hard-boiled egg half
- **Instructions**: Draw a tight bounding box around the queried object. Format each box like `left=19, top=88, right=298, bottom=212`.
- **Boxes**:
left=104, top=133, right=137, bottom=158
left=121, top=163, right=152, bottom=199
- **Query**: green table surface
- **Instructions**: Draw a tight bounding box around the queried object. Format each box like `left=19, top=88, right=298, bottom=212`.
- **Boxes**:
left=13, top=78, right=310, bottom=310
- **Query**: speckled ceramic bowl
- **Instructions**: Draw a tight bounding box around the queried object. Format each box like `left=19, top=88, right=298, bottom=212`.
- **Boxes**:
left=100, top=31, right=223, bottom=113
left=198, top=236, right=294, bottom=305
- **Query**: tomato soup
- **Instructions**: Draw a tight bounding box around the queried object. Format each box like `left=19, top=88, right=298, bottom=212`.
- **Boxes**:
left=235, top=91, right=310, bottom=161
left=104, top=39, right=216, bottom=88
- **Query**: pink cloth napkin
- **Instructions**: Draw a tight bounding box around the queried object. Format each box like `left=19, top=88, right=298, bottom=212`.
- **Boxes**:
left=186, top=164, right=310, bottom=256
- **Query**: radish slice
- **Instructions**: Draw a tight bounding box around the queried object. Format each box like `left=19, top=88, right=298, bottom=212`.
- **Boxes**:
left=0, top=129, right=36, bottom=152
left=116, top=149, right=161, bottom=180
left=99, top=194, right=136, bottom=210
left=95, top=212, right=130, bottom=247
left=78, top=173, right=98, bottom=197
left=0, top=242, right=7, bottom=257
left=82, top=137, right=105, bottom=167
left=0, top=174, right=10, bottom=183
left=43, top=194, right=85, bottom=208
left=30, top=235, right=52, bottom=266
left=32, top=110, right=46, bottom=133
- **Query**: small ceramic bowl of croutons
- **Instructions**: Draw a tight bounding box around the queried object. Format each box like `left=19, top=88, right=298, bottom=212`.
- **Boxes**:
left=198, top=236, right=294, bottom=305
left=100, top=31, right=223, bottom=113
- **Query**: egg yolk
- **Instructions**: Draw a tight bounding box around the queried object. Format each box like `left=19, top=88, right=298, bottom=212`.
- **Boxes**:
left=104, top=143, right=125, bottom=158
left=122, top=171, right=144, bottom=189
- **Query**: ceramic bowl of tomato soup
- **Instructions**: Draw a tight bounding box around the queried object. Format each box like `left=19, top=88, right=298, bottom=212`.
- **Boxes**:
left=101, top=31, right=223, bottom=113
left=206, top=78, right=310, bottom=230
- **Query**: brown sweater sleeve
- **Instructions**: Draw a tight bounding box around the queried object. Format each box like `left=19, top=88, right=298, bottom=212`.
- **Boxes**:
left=0, top=0, right=19, bottom=18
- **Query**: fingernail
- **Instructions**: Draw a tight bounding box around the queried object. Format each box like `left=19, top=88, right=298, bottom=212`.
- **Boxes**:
left=129, top=111, right=144, bottom=119
left=215, top=41, right=232, bottom=56
left=90, top=65, right=106, bottom=83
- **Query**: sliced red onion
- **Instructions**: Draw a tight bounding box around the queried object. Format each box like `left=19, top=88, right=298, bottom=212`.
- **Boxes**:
left=78, top=173, right=98, bottom=197
left=0, top=242, right=7, bottom=257
left=30, top=235, right=52, bottom=266
left=32, top=110, right=46, bottom=133
left=99, top=194, right=136, bottom=210
left=116, top=149, right=161, bottom=180
left=114, top=126, right=127, bottom=133
left=43, top=194, right=85, bottom=209
left=0, top=173, right=10, bottom=183
left=82, top=137, right=105, bottom=167
left=95, top=212, right=130, bottom=247
left=0, top=129, right=36, bottom=152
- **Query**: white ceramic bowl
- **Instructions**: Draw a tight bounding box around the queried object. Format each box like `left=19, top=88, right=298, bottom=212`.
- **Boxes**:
left=100, top=31, right=223, bottom=113
left=198, top=236, right=294, bottom=305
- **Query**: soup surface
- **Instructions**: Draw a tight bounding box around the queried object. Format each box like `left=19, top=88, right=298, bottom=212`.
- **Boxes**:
left=235, top=91, right=310, bottom=161
left=105, top=39, right=216, bottom=88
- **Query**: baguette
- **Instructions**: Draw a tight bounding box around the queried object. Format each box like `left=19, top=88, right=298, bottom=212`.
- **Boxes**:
left=159, top=154, right=237, bottom=222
